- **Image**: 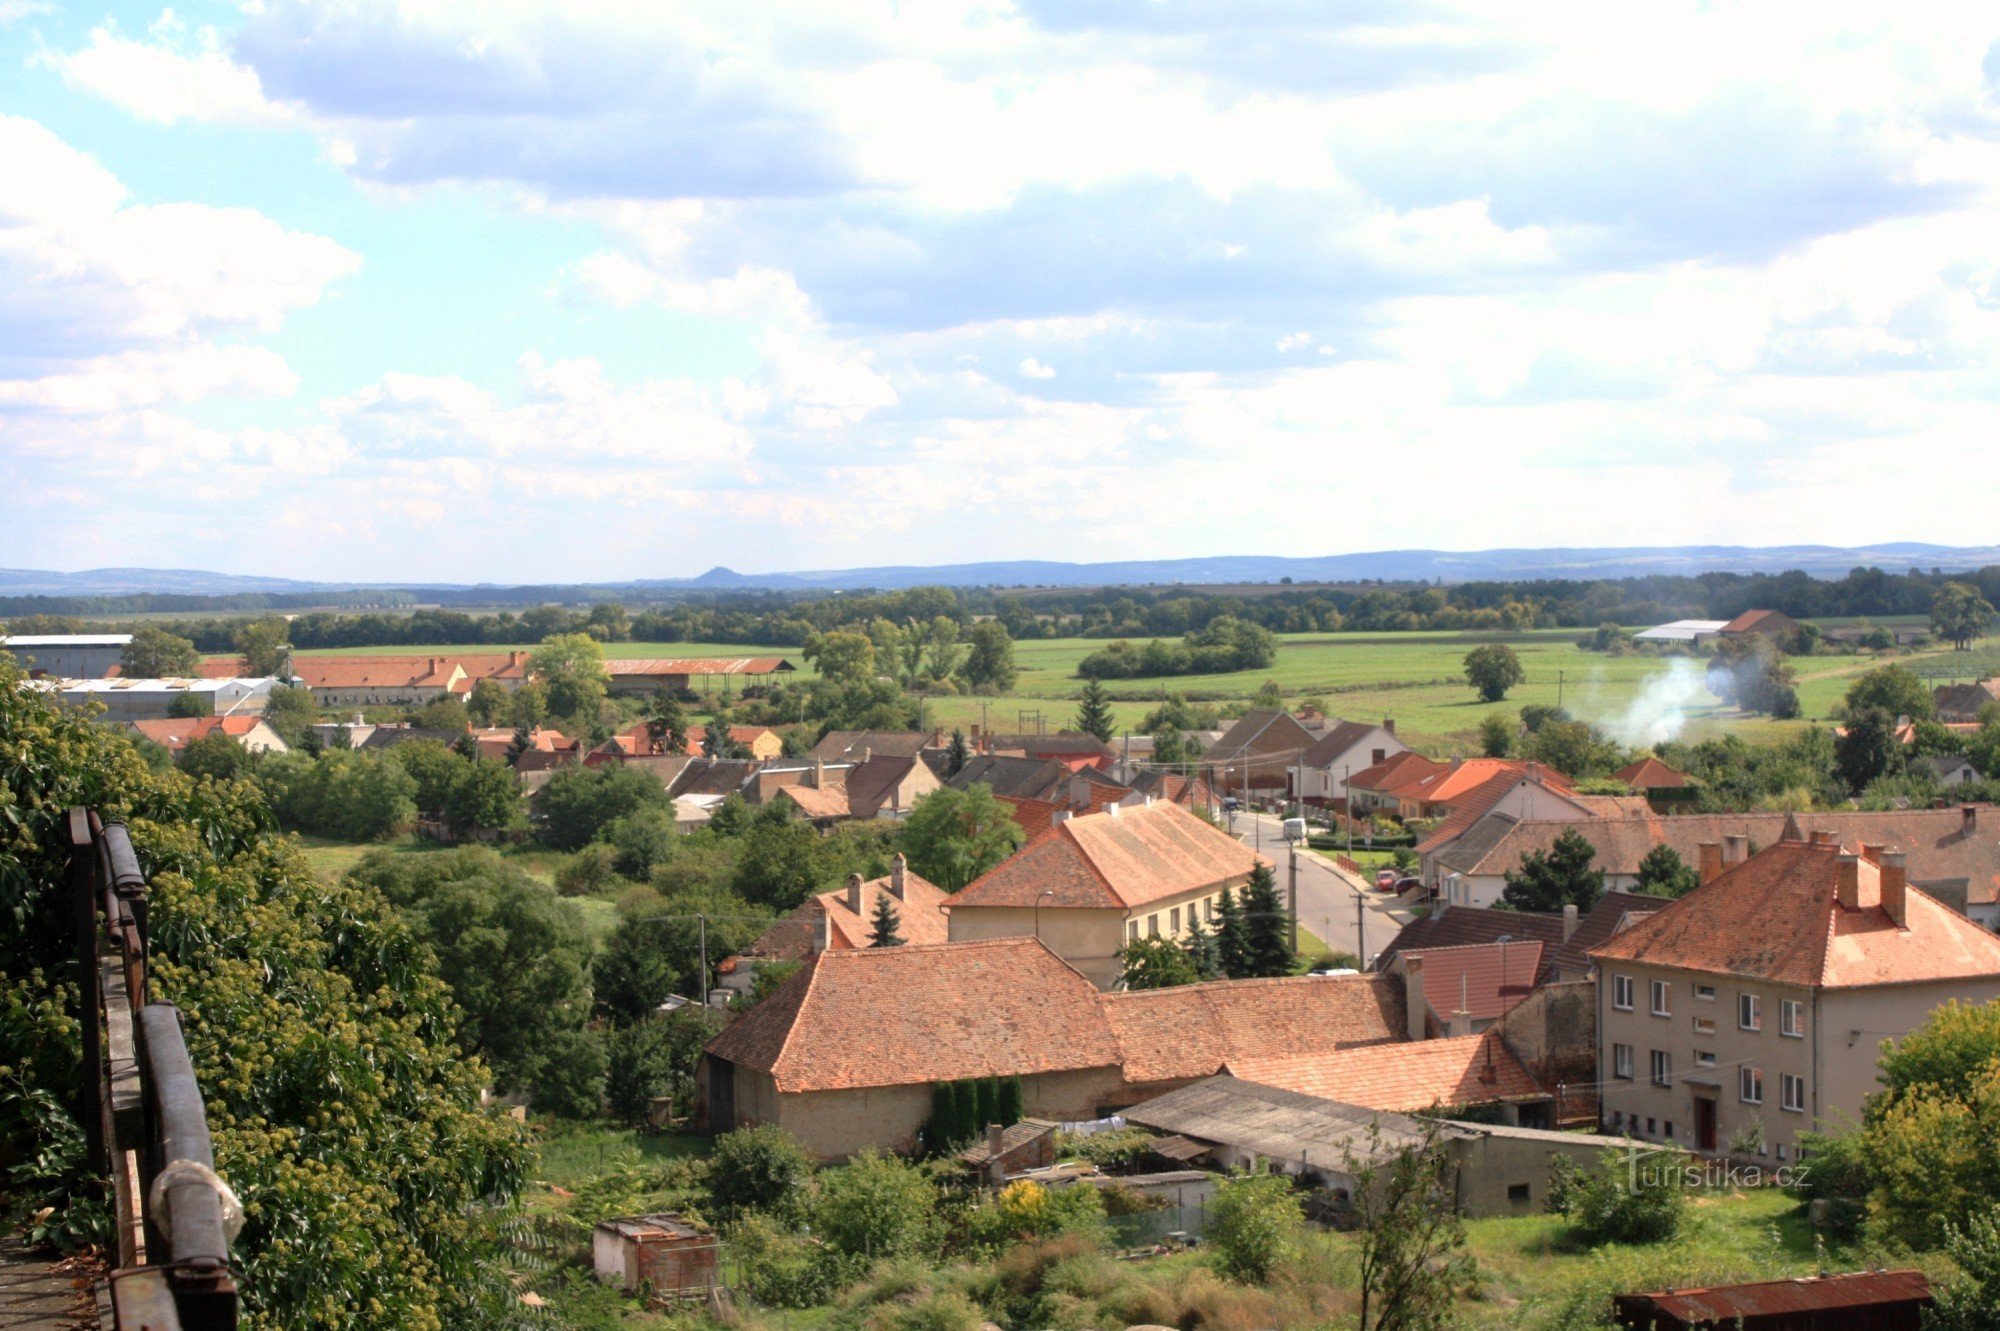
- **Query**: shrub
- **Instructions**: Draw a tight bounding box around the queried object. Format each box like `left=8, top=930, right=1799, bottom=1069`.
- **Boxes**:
left=814, top=1151, right=943, bottom=1262
left=555, top=844, right=621, bottom=896
left=731, top=1212, right=843, bottom=1308
left=1207, top=1171, right=1304, bottom=1283
left=966, top=1180, right=1110, bottom=1252
left=709, top=1124, right=815, bottom=1220
left=1547, top=1148, right=1687, bottom=1244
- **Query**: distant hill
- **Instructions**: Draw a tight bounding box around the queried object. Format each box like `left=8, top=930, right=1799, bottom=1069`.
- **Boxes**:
left=5, top=543, right=1999, bottom=599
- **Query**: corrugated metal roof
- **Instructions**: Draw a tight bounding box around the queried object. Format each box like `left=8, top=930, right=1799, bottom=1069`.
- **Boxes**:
left=607, top=657, right=794, bottom=676
left=1617, top=1269, right=1930, bottom=1320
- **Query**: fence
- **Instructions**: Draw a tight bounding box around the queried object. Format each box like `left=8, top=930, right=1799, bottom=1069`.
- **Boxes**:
left=69, top=808, right=240, bottom=1331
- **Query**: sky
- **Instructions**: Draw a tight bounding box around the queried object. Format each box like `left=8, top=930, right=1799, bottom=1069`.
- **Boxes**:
left=7, top=2, right=2000, bottom=583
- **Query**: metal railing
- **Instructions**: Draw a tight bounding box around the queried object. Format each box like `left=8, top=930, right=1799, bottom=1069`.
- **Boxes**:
left=69, top=808, right=240, bottom=1331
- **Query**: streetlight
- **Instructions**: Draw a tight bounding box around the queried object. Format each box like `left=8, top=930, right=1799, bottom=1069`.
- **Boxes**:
left=1034, top=889, right=1055, bottom=943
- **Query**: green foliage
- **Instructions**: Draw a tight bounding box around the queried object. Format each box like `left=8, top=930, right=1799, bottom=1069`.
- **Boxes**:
left=1076, top=616, right=1277, bottom=680
left=1181, top=913, right=1223, bottom=979
left=592, top=926, right=682, bottom=1024
left=442, top=756, right=522, bottom=836
left=1206, top=1171, right=1303, bottom=1283
left=528, top=1027, right=606, bottom=1118
left=256, top=749, right=419, bottom=840
left=1835, top=707, right=1903, bottom=793
left=814, top=1150, right=943, bottom=1262
left=1843, top=663, right=1934, bottom=721
left=176, top=731, right=247, bottom=781
left=1502, top=827, right=1605, bottom=912
left=1213, top=885, right=1251, bottom=979
left=965, top=1179, right=1110, bottom=1252
left=611, top=880, right=769, bottom=998
left=388, top=737, right=464, bottom=814
left=1932, top=581, right=1996, bottom=652
left=804, top=630, right=878, bottom=685
left=1350, top=1120, right=1473, bottom=1331
left=1463, top=643, right=1525, bottom=702
left=1524, top=718, right=1627, bottom=780
left=465, top=677, right=511, bottom=727
left=709, top=1124, right=816, bottom=1219
left=528, top=632, right=609, bottom=731
left=1074, top=678, right=1115, bottom=743
left=869, top=892, right=905, bottom=946
left=1478, top=712, right=1516, bottom=758
left=900, top=784, right=1026, bottom=890
left=960, top=620, right=1019, bottom=691
left=555, top=843, right=622, bottom=896
left=260, top=683, right=320, bottom=746
left=166, top=690, right=211, bottom=718
left=601, top=803, right=680, bottom=878
left=233, top=615, right=291, bottom=676
left=1788, top=1128, right=1871, bottom=1237
left=1118, top=934, right=1200, bottom=989
left=1876, top=999, right=2000, bottom=1112
left=537, top=761, right=672, bottom=850
left=1546, top=1148, right=1688, bottom=1245
left=602, top=1012, right=717, bottom=1125
left=1929, top=1204, right=2000, bottom=1331
left=122, top=625, right=200, bottom=676
left=1705, top=634, right=1798, bottom=716
left=1633, top=843, right=1700, bottom=898
left=731, top=1211, right=844, bottom=1307
left=1237, top=863, right=1294, bottom=978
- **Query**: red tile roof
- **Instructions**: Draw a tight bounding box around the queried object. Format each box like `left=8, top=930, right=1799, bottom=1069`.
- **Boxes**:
left=607, top=657, right=793, bottom=677
left=1719, top=609, right=1791, bottom=636
left=294, top=656, right=465, bottom=689
left=705, top=938, right=1120, bottom=1093
left=1103, top=973, right=1406, bottom=1085
left=945, top=801, right=1262, bottom=911
left=1614, top=756, right=1691, bottom=790
left=776, top=784, right=851, bottom=820
left=1347, top=750, right=1448, bottom=797
left=998, top=796, right=1068, bottom=843
left=1413, top=768, right=1585, bottom=855
left=1228, top=1031, right=1545, bottom=1111
left=1404, top=759, right=1571, bottom=809
left=1400, top=940, right=1545, bottom=1023
left=1590, top=837, right=2000, bottom=988
left=129, top=715, right=267, bottom=752
left=747, top=866, right=950, bottom=959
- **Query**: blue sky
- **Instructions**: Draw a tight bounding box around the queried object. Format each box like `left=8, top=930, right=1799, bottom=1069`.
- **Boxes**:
left=5, top=2, right=2000, bottom=582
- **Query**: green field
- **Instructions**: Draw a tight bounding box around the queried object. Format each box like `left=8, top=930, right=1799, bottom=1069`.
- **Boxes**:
left=280, top=629, right=1989, bottom=752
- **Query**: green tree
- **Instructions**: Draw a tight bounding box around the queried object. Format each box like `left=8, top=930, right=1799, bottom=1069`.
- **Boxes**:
left=1238, top=863, right=1294, bottom=978
left=1463, top=644, right=1524, bottom=702
left=604, top=804, right=681, bottom=878
left=528, top=632, right=608, bottom=729
left=1634, top=843, right=1700, bottom=897
left=1844, top=663, right=1934, bottom=721
left=443, top=757, right=522, bottom=836
left=1875, top=999, right=2000, bottom=1115
left=1932, top=581, right=1996, bottom=652
left=868, top=893, right=905, bottom=947
left=537, top=762, right=672, bottom=850
left=121, top=626, right=200, bottom=677
left=410, top=694, right=470, bottom=731
left=1181, top=913, right=1223, bottom=979
left=1351, top=1119, right=1473, bottom=1331
left=1863, top=1061, right=2000, bottom=1250
left=1524, top=718, right=1624, bottom=780
left=1501, top=827, right=1604, bottom=912
left=900, top=785, right=1026, bottom=890
left=466, top=676, right=510, bottom=727
left=1930, top=1205, right=2000, bottom=1331
left=257, top=749, right=418, bottom=839
left=945, top=727, right=970, bottom=777
left=1546, top=1146, right=1687, bottom=1245
left=1835, top=707, right=1903, bottom=794
left=922, top=615, right=964, bottom=680
left=1118, top=935, right=1200, bottom=989
left=509, top=679, right=549, bottom=728
left=591, top=925, right=682, bottom=1025
left=527, top=1027, right=605, bottom=1118
left=175, top=732, right=247, bottom=781
left=1478, top=713, right=1515, bottom=758
left=165, top=690, right=210, bottom=718
left=803, top=630, right=877, bottom=685
left=733, top=805, right=840, bottom=910
left=813, top=1151, right=942, bottom=1262
left=1206, top=1171, right=1302, bottom=1283
left=603, top=1011, right=717, bottom=1125
left=1707, top=635, right=1798, bottom=715
left=960, top=620, right=1019, bottom=691
left=388, top=737, right=465, bottom=815
left=1214, top=885, right=1251, bottom=979
left=710, top=1125, right=816, bottom=1220
left=1074, top=678, right=1115, bottom=743
left=233, top=615, right=291, bottom=676
left=646, top=688, right=691, bottom=755
left=260, top=683, right=320, bottom=747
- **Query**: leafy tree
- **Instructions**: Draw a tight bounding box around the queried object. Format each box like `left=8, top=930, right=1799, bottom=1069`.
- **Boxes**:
left=591, top=925, right=683, bottom=1024
left=1206, top=1171, right=1302, bottom=1283
left=257, top=749, right=419, bottom=839
left=1523, top=718, right=1624, bottom=780
left=613, top=883, right=770, bottom=999
left=1214, top=885, right=1251, bottom=979
left=121, top=626, right=200, bottom=677
left=1633, top=843, right=1700, bottom=897
left=733, top=804, right=841, bottom=910
left=410, top=694, right=471, bottom=731
left=1932, top=581, right=1996, bottom=651
left=1863, top=1059, right=2000, bottom=1250
left=1501, top=827, right=1604, bottom=912
left=466, top=676, right=511, bottom=727
left=537, top=762, right=672, bottom=850
left=814, top=1151, right=942, bottom=1262
left=1182, top=913, right=1223, bottom=979
left=868, top=893, right=905, bottom=947
left=803, top=630, right=877, bottom=685
left=1238, top=863, right=1294, bottom=978
left=1074, top=678, right=1115, bottom=743
left=604, top=804, right=681, bottom=878
left=1835, top=707, right=1903, bottom=793
left=945, top=727, right=970, bottom=776
left=509, top=679, right=549, bottom=728
left=646, top=688, right=691, bottom=755
left=1930, top=1205, right=2000, bottom=1331
left=176, top=732, right=247, bottom=781
left=603, top=1010, right=717, bottom=1125
left=1118, top=935, right=1200, bottom=989
left=1875, top=999, right=2000, bottom=1116
left=703, top=721, right=747, bottom=759
left=900, top=785, right=1026, bottom=890
left=1844, top=663, right=1934, bottom=721
left=1350, top=1119, right=1473, bottom=1331
left=1153, top=722, right=1205, bottom=767
left=1707, top=635, right=1798, bottom=715
left=709, top=1125, right=816, bottom=1220
left=1463, top=644, right=1524, bottom=702
left=388, top=737, right=464, bottom=814
left=260, top=683, right=320, bottom=746
left=443, top=757, right=522, bottom=836
left=1519, top=703, right=1569, bottom=733
left=960, top=620, right=1019, bottom=691
left=233, top=615, right=291, bottom=676
left=527, top=1028, right=605, bottom=1118
left=922, top=615, right=964, bottom=680
left=555, top=844, right=621, bottom=897
left=1478, top=713, right=1515, bottom=758
left=166, top=690, right=210, bottom=718
left=1547, top=1146, right=1687, bottom=1244
left=528, top=632, right=608, bottom=729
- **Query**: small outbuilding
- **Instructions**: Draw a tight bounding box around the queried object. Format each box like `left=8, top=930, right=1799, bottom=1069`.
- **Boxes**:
left=591, top=1214, right=720, bottom=1304
left=1612, top=1269, right=1931, bottom=1330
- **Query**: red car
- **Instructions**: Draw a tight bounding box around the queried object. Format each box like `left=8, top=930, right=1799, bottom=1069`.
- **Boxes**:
left=1374, top=869, right=1398, bottom=890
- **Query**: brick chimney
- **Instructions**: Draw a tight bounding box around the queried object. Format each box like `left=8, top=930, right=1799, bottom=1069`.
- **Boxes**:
left=1697, top=841, right=1722, bottom=883
left=987, top=1122, right=1005, bottom=1158
left=816, top=905, right=833, bottom=953
left=1964, top=805, right=1979, bottom=836
left=1402, top=956, right=1429, bottom=1041
left=1383, top=719, right=1396, bottom=735
left=1881, top=848, right=1908, bottom=927
left=1859, top=842, right=1885, bottom=866
left=1562, top=903, right=1580, bottom=942
left=846, top=872, right=864, bottom=915
left=812, top=758, right=826, bottom=789
left=1722, top=834, right=1749, bottom=868
left=890, top=853, right=908, bottom=901
left=1446, top=1008, right=1474, bottom=1038
left=1836, top=853, right=1861, bottom=911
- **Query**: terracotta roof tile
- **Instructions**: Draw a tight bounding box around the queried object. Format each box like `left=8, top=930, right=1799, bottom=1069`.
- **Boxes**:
left=776, top=784, right=851, bottom=819
left=1104, top=973, right=1406, bottom=1084
left=1228, top=1031, right=1545, bottom=1110
left=997, top=796, right=1068, bottom=844
left=1614, top=756, right=1691, bottom=790
left=1399, top=941, right=1544, bottom=1022
left=1347, top=750, right=1448, bottom=797
left=747, top=867, right=951, bottom=959
left=1377, top=906, right=1567, bottom=971
left=945, top=801, right=1260, bottom=911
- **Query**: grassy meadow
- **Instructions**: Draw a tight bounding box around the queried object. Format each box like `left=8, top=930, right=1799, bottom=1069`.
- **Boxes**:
left=283, top=627, right=1996, bottom=753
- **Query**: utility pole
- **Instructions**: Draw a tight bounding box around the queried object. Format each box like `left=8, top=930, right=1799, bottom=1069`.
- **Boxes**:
left=1355, top=892, right=1366, bottom=968
left=1343, top=766, right=1352, bottom=856
left=1557, top=670, right=1565, bottom=711
left=1287, top=841, right=1299, bottom=955
left=698, top=914, right=708, bottom=1005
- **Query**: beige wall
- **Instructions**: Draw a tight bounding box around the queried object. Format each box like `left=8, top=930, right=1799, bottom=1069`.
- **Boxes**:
left=1819, top=978, right=2000, bottom=1120
left=1447, top=1129, right=1632, bottom=1217
left=948, top=877, right=1248, bottom=990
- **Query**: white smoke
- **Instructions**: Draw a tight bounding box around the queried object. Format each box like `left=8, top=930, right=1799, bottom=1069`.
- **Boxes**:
left=1602, top=658, right=1710, bottom=748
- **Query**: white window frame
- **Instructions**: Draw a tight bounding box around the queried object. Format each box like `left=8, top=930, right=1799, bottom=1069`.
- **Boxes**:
left=1694, top=984, right=1716, bottom=1002
left=1694, top=1051, right=1717, bottom=1067
left=1739, top=993, right=1761, bottom=1032
left=1650, top=1050, right=1671, bottom=1087
left=1781, top=999, right=1804, bottom=1038
left=1612, top=975, right=1635, bottom=1011
left=1613, top=1043, right=1634, bottom=1080
left=1650, top=979, right=1670, bottom=1017
left=1740, top=1066, right=1763, bottom=1105
left=1781, top=1073, right=1806, bottom=1113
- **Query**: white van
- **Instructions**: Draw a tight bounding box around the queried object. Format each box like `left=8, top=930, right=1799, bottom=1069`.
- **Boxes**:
left=1282, top=817, right=1308, bottom=844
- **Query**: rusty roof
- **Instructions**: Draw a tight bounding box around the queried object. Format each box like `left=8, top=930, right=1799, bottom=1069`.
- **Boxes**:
left=1615, top=1269, right=1931, bottom=1321
left=607, top=657, right=793, bottom=676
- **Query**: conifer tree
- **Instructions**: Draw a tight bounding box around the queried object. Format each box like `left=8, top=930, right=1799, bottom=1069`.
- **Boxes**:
left=997, top=1076, right=1024, bottom=1128
left=1075, top=679, right=1115, bottom=744
left=1214, top=885, right=1251, bottom=979
left=946, top=727, right=970, bottom=777
left=1182, top=912, right=1223, bottom=980
left=506, top=724, right=532, bottom=765
left=869, top=894, right=905, bottom=947
left=1239, top=863, right=1295, bottom=978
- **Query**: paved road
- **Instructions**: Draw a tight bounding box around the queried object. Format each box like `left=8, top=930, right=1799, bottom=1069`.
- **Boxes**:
left=1229, top=810, right=1413, bottom=966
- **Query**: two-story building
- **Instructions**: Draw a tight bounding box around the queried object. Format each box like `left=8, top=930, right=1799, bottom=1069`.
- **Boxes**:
left=1591, top=832, right=2000, bottom=1161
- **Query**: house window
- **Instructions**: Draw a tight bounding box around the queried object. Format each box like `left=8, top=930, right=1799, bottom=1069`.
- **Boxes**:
left=1613, top=1043, right=1634, bottom=1080
left=1613, top=975, right=1635, bottom=1011
left=1650, top=980, right=1670, bottom=1017
left=1664, top=1120, right=1674, bottom=1139
left=1694, top=1051, right=1717, bottom=1067
left=1693, top=1016, right=1716, bottom=1035
left=1646, top=1117, right=1656, bottom=1135
left=1147, top=914, right=1159, bottom=937
left=1507, top=1183, right=1531, bottom=1203
left=1776, top=1143, right=1787, bottom=1161
left=1127, top=921, right=1140, bottom=942
left=1781, top=999, right=1804, bottom=1038
left=1650, top=1050, right=1671, bottom=1086
left=1782, top=1074, right=1806, bottom=1113
left=1740, top=1066, right=1763, bottom=1105
left=1205, top=897, right=1216, bottom=921
left=1170, top=907, right=1181, bottom=934
left=1738, top=993, right=1761, bottom=1032
left=1694, top=984, right=1716, bottom=1001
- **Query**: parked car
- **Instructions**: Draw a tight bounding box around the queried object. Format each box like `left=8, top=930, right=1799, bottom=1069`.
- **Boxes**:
left=1282, top=817, right=1307, bottom=844
left=1391, top=876, right=1422, bottom=895
left=1375, top=868, right=1398, bottom=889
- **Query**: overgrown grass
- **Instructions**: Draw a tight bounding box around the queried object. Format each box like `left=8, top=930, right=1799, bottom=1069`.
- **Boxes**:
left=533, top=1120, right=712, bottom=1192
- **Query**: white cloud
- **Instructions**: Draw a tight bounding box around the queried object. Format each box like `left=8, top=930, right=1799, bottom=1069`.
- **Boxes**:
left=1018, top=357, right=1055, bottom=379
left=45, top=15, right=287, bottom=126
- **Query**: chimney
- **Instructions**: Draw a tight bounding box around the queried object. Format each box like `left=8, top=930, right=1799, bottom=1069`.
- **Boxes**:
left=1964, top=805, right=1979, bottom=836
left=816, top=905, right=833, bottom=953
left=1859, top=842, right=1885, bottom=867
left=1107, top=803, right=1121, bottom=818
left=1882, top=849, right=1908, bottom=927
left=1811, top=829, right=1836, bottom=847
left=1526, top=761, right=1545, bottom=785
left=846, top=872, right=864, bottom=915
left=890, top=853, right=908, bottom=901
left=987, top=1122, right=1005, bottom=1158
left=1372, top=748, right=1387, bottom=766
left=1722, top=834, right=1749, bottom=867
left=1562, top=903, right=1580, bottom=942
left=353, top=712, right=365, bottom=727
left=1052, top=809, right=1069, bottom=829
left=1402, top=956, right=1429, bottom=1041
left=1383, top=719, right=1396, bottom=735
left=813, top=758, right=826, bottom=789
left=1697, top=841, right=1722, bottom=883
left=1447, top=1008, right=1474, bottom=1039
left=1836, top=853, right=1861, bottom=911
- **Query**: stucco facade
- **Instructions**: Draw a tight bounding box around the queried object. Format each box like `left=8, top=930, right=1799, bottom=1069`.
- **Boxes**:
left=947, top=882, right=1243, bottom=990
